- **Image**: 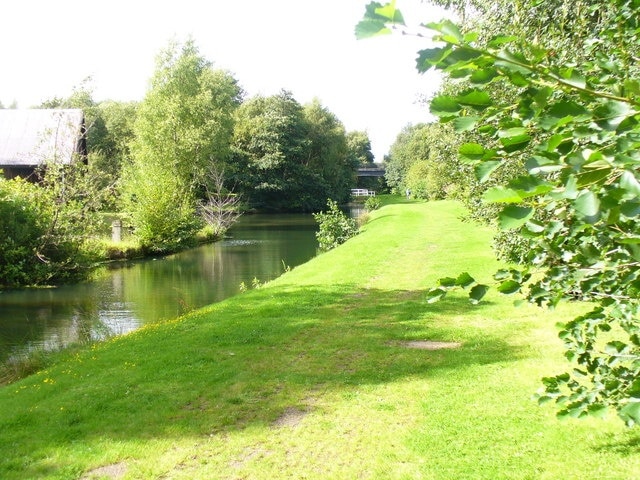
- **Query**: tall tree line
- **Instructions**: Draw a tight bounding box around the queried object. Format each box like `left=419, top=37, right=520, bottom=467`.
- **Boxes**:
left=1, top=38, right=374, bottom=284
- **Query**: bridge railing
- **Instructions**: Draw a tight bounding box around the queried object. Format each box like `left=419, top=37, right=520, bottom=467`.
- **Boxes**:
left=351, top=188, right=376, bottom=197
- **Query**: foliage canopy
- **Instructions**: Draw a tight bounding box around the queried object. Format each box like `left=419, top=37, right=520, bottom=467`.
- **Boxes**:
left=123, top=40, right=242, bottom=252
left=232, top=91, right=357, bottom=211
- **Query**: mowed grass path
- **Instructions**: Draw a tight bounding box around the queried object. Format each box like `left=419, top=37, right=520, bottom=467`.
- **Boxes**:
left=1, top=200, right=638, bottom=479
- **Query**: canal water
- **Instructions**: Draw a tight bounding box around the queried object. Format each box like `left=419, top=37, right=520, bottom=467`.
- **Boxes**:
left=0, top=214, right=318, bottom=362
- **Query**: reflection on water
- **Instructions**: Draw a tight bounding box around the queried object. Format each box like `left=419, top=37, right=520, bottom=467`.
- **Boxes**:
left=0, top=214, right=318, bottom=361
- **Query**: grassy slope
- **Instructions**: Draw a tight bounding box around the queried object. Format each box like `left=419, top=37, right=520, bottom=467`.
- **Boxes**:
left=0, top=200, right=638, bottom=480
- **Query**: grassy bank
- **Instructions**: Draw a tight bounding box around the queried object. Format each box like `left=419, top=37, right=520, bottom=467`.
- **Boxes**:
left=0, top=200, right=638, bottom=479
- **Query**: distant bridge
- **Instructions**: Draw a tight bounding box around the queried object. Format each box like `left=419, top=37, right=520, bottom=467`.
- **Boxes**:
left=357, top=166, right=385, bottom=177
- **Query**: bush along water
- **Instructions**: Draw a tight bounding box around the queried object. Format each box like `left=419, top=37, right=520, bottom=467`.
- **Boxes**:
left=313, top=199, right=358, bottom=251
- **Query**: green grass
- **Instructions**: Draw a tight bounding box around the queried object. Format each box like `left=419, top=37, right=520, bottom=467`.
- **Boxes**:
left=1, top=199, right=638, bottom=479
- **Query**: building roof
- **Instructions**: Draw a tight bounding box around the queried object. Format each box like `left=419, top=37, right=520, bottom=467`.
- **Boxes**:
left=0, top=109, right=85, bottom=167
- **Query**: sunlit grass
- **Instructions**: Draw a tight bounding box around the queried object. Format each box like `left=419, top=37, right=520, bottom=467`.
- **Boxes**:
left=0, top=199, right=638, bottom=479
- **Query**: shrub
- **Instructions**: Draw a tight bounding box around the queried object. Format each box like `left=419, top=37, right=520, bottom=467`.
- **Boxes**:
left=0, top=177, right=49, bottom=286
left=313, top=199, right=358, bottom=251
left=1, top=162, right=108, bottom=287
left=124, top=165, right=202, bottom=253
left=364, top=196, right=381, bottom=211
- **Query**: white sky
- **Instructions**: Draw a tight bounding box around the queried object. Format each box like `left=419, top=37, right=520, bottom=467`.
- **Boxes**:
left=0, top=0, right=450, bottom=161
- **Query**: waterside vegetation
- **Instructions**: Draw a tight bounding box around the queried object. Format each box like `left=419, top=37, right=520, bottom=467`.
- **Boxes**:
left=0, top=199, right=638, bottom=479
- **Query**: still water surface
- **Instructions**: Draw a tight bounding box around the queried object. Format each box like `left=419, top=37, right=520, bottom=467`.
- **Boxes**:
left=0, top=214, right=318, bottom=361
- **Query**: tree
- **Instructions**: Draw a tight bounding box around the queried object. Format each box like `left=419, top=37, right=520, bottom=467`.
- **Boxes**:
left=385, top=123, right=430, bottom=192
left=233, top=93, right=359, bottom=212
left=90, top=100, right=138, bottom=210
left=385, top=122, right=461, bottom=199
left=358, top=0, right=640, bottom=425
left=405, top=160, right=431, bottom=200
left=199, top=165, right=243, bottom=239
left=303, top=98, right=355, bottom=204
left=232, top=90, right=312, bottom=210
left=124, top=39, right=242, bottom=251
left=346, top=130, right=375, bottom=165
left=130, top=40, right=242, bottom=187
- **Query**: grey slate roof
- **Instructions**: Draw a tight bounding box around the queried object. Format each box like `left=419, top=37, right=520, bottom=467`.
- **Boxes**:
left=0, top=109, right=85, bottom=167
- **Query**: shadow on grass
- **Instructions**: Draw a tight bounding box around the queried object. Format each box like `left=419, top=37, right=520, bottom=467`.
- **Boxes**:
left=0, top=283, right=533, bottom=474
left=593, top=433, right=640, bottom=456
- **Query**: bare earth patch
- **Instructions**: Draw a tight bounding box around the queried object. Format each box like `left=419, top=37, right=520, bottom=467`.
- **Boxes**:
left=394, top=340, right=462, bottom=350
left=272, top=407, right=308, bottom=428
left=81, top=462, right=127, bottom=480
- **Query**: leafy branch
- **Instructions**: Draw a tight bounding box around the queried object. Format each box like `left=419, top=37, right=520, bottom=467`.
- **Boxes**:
left=358, top=0, right=640, bottom=425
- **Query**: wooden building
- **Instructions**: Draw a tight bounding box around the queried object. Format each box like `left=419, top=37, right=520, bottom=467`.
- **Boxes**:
left=0, top=109, right=87, bottom=180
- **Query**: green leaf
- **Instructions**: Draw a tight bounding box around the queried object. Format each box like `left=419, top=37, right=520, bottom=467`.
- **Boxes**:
left=498, top=127, right=528, bottom=138
left=499, top=131, right=531, bottom=152
left=542, top=133, right=572, bottom=153
left=374, top=1, right=405, bottom=24
left=463, top=31, right=479, bottom=43
left=605, top=341, right=628, bottom=354
left=575, top=166, right=612, bottom=187
left=438, top=277, right=457, bottom=287
left=621, top=201, right=640, bottom=218
left=416, top=47, right=451, bottom=71
left=355, top=1, right=404, bottom=39
left=547, top=101, right=589, bottom=118
left=493, top=269, right=511, bottom=281
left=469, top=284, right=489, bottom=304
left=450, top=68, right=473, bottom=79
left=459, top=143, right=486, bottom=162
left=425, top=20, right=464, bottom=44
left=355, top=18, right=391, bottom=38
left=483, top=187, right=523, bottom=203
left=508, top=176, right=553, bottom=198
left=557, top=175, right=579, bottom=200
left=505, top=70, right=531, bottom=87
left=498, top=205, right=534, bottom=229
left=449, top=48, right=484, bottom=64
left=470, top=67, right=499, bottom=84
left=524, top=219, right=545, bottom=234
left=426, top=287, right=447, bottom=303
left=474, top=161, right=501, bottom=183
left=456, top=89, right=492, bottom=109
left=559, top=68, right=586, bottom=89
left=494, top=49, right=532, bottom=74
left=526, top=156, right=565, bottom=174
left=453, top=116, right=479, bottom=132
left=594, top=100, right=632, bottom=130
left=456, top=272, right=475, bottom=288
left=624, top=79, right=640, bottom=96
left=537, top=395, right=554, bottom=406
left=587, top=404, right=608, bottom=419
left=498, top=280, right=521, bottom=294
left=619, top=402, right=640, bottom=426
left=445, top=66, right=473, bottom=79
left=430, top=95, right=461, bottom=118
left=619, top=171, right=640, bottom=196
left=574, top=191, right=601, bottom=223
